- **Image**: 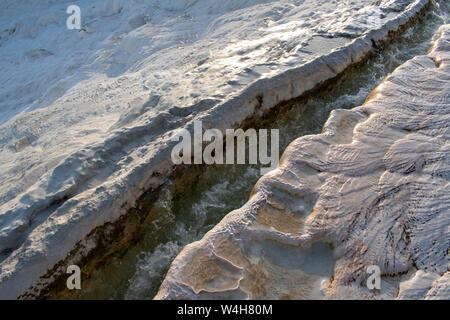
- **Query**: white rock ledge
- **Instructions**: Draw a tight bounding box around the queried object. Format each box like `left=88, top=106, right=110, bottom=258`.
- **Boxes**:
left=156, top=26, right=450, bottom=300
left=0, top=0, right=433, bottom=298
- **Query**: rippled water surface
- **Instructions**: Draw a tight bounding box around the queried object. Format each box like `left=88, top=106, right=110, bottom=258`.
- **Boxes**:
left=73, top=2, right=448, bottom=299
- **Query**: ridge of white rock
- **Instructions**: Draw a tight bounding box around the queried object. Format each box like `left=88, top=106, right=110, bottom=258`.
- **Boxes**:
left=0, top=0, right=432, bottom=298
left=155, top=25, right=450, bottom=300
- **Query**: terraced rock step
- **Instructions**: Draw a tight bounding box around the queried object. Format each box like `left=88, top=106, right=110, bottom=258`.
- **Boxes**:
left=0, top=0, right=438, bottom=299
left=156, top=26, right=450, bottom=300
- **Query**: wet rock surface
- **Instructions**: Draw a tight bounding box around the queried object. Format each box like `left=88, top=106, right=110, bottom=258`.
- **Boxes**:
left=156, top=26, right=450, bottom=300
left=0, top=0, right=438, bottom=298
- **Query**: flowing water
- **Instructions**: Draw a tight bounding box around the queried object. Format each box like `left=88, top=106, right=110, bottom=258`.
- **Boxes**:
left=73, top=1, right=448, bottom=300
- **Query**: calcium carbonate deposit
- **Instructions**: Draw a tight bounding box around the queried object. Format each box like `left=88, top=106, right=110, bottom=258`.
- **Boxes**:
left=156, top=25, right=450, bottom=300
left=0, top=0, right=448, bottom=299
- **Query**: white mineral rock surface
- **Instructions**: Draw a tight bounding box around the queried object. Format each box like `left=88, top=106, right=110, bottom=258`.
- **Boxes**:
left=156, top=26, right=450, bottom=300
left=0, top=0, right=439, bottom=298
